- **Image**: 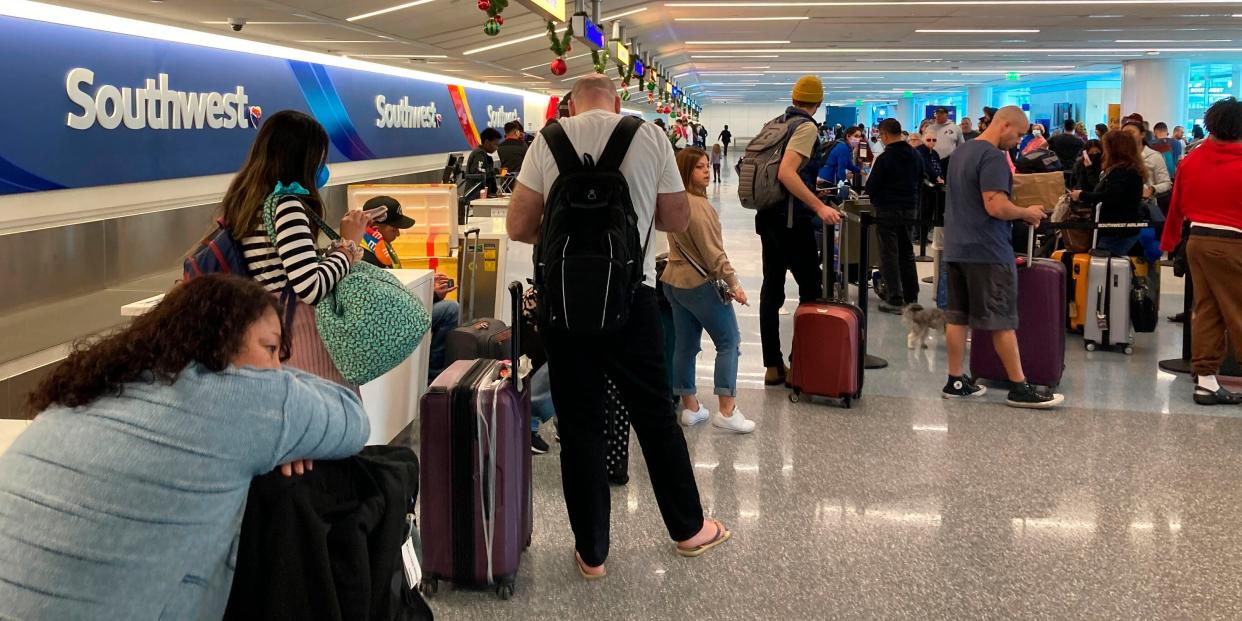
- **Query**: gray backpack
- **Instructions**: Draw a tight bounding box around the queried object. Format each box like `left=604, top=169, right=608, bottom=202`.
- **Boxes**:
left=737, top=113, right=811, bottom=211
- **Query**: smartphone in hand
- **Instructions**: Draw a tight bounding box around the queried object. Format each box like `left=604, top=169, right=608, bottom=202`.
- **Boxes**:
left=363, top=206, right=389, bottom=221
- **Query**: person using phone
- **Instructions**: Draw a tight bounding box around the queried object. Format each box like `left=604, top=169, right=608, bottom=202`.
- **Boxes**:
left=359, top=196, right=415, bottom=269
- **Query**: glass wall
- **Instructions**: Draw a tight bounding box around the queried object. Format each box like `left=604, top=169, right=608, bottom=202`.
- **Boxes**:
left=1187, top=63, right=1238, bottom=130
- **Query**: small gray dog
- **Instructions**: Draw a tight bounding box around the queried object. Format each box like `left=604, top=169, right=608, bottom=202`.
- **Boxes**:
left=902, top=304, right=945, bottom=350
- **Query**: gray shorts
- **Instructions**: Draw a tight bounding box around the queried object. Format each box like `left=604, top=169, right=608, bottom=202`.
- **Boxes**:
left=944, top=262, right=1019, bottom=331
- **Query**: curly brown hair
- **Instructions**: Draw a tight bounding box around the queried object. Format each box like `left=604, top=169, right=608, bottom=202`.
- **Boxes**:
left=26, top=275, right=286, bottom=415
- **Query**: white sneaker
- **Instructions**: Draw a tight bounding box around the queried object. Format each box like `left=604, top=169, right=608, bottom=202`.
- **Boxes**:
left=680, top=404, right=710, bottom=427
left=712, top=408, right=756, bottom=434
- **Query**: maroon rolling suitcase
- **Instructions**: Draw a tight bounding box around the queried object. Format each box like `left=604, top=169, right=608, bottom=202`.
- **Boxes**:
left=419, top=282, right=532, bottom=601
left=788, top=220, right=864, bottom=408
left=970, top=228, right=1067, bottom=388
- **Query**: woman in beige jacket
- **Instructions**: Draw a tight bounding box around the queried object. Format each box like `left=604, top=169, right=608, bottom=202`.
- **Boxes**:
left=661, top=147, right=754, bottom=433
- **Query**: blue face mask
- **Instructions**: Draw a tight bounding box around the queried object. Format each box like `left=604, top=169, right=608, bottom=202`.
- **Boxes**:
left=315, top=163, right=330, bottom=189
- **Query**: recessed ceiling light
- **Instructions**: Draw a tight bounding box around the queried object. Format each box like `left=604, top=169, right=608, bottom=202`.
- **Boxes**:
left=1115, top=39, right=1231, bottom=43
left=465, top=28, right=565, bottom=55
left=684, top=40, right=791, bottom=45
left=686, top=46, right=1242, bottom=54
left=674, top=72, right=693, bottom=78
left=690, top=54, right=781, bottom=58
left=916, top=29, right=1038, bottom=33
left=741, top=65, right=772, bottom=69
left=676, top=16, right=808, bottom=20
left=297, top=40, right=399, bottom=43
left=353, top=54, right=448, bottom=58
left=1088, top=14, right=1122, bottom=17
left=202, top=20, right=312, bottom=25
left=665, top=0, right=1242, bottom=5
left=347, top=0, right=435, bottom=22
left=603, top=7, right=650, bottom=19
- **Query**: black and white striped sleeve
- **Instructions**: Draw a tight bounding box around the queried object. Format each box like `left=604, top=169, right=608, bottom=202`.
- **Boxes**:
left=271, top=199, right=351, bottom=305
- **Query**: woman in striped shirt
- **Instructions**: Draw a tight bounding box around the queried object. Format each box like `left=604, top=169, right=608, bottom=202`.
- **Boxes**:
left=219, top=110, right=371, bottom=387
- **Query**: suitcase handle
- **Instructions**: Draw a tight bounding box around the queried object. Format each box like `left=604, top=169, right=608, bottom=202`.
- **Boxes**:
left=459, top=228, right=482, bottom=323
left=508, top=280, right=524, bottom=393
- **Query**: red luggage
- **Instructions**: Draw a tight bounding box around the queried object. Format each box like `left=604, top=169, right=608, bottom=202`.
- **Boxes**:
left=969, top=228, right=1067, bottom=388
left=419, top=282, right=532, bottom=600
left=788, top=221, right=864, bottom=408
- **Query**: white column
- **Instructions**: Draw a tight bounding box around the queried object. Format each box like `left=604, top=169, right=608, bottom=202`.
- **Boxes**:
left=1121, top=59, right=1189, bottom=128
left=896, top=98, right=915, bottom=132
left=966, top=86, right=991, bottom=119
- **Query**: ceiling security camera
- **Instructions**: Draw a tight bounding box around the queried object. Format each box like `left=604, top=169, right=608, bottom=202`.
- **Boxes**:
left=228, top=17, right=247, bottom=32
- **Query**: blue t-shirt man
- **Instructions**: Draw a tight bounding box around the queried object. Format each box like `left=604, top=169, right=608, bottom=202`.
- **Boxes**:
left=944, top=139, right=1016, bottom=264
left=938, top=105, right=1063, bottom=409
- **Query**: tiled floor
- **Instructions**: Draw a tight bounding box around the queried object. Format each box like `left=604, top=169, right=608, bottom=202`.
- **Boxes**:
left=424, top=171, right=1242, bottom=620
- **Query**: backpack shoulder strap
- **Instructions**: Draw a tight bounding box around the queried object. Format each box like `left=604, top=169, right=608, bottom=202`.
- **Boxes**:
left=597, top=116, right=644, bottom=172
left=539, top=120, right=583, bottom=175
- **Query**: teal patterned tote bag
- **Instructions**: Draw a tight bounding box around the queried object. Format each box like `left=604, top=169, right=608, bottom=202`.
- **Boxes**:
left=264, top=184, right=431, bottom=385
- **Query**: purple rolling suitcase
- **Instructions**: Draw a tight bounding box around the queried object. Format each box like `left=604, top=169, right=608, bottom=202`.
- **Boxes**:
left=419, top=282, right=532, bottom=600
left=970, top=228, right=1067, bottom=388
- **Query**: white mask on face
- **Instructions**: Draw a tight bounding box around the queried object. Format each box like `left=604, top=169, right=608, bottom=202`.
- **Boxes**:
left=1032, top=129, right=1043, bottom=137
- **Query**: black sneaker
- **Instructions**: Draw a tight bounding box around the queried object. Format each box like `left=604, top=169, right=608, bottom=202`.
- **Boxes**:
left=942, top=375, right=987, bottom=399
left=878, top=302, right=905, bottom=315
left=1006, top=382, right=1065, bottom=409
left=531, top=432, right=550, bottom=455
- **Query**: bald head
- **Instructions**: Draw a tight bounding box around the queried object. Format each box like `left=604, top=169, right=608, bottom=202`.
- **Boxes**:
left=570, top=74, right=620, bottom=115
left=982, top=105, right=1029, bottom=150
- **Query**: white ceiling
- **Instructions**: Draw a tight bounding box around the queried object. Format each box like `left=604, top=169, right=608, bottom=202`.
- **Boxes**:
left=41, top=0, right=1242, bottom=105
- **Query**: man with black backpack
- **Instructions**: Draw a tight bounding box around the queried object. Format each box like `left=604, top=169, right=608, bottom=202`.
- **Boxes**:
left=737, top=75, right=842, bottom=386
left=507, top=74, right=731, bottom=579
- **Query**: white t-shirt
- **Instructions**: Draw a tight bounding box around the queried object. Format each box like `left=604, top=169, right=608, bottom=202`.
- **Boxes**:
left=929, top=121, right=963, bottom=160
left=517, top=109, right=685, bottom=283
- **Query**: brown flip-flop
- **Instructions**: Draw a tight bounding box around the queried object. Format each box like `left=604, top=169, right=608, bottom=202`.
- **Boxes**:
left=676, top=519, right=732, bottom=558
left=575, top=551, right=607, bottom=580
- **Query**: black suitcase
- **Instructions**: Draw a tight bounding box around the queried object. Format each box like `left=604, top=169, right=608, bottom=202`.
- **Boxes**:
left=445, top=228, right=511, bottom=366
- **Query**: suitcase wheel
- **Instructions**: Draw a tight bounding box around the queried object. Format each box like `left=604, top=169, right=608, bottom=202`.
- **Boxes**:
left=497, top=583, right=515, bottom=600
left=842, top=396, right=852, bottom=409
left=1123, top=345, right=1134, bottom=356
left=1085, top=342, right=1097, bottom=352
left=788, top=390, right=801, bottom=404
left=420, top=578, right=439, bottom=597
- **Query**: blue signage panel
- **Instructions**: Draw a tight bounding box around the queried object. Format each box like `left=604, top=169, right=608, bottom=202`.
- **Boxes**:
left=0, top=15, right=524, bottom=195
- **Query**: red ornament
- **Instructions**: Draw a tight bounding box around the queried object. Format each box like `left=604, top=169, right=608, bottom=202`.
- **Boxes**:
left=550, top=57, right=567, bottom=76
left=477, top=0, right=490, bottom=10
left=494, top=14, right=504, bottom=24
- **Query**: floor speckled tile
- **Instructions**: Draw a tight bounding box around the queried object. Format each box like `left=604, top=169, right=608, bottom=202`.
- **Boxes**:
left=420, top=175, right=1242, bottom=621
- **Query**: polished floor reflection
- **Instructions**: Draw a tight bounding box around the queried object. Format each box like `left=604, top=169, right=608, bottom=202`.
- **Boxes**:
left=426, top=172, right=1242, bottom=620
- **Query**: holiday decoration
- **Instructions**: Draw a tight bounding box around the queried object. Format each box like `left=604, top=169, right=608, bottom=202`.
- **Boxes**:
left=647, top=81, right=656, bottom=92
left=590, top=47, right=610, bottom=74
left=545, top=20, right=575, bottom=77
left=477, top=0, right=508, bottom=35
left=620, top=90, right=631, bottom=101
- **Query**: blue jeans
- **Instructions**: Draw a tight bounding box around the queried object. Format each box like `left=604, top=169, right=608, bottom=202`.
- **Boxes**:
left=427, top=299, right=460, bottom=383
left=529, top=364, right=556, bottom=432
left=1096, top=234, right=1140, bottom=257
left=665, top=282, right=741, bottom=397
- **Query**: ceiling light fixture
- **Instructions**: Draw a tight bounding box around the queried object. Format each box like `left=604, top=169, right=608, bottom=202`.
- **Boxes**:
left=347, top=0, right=435, bottom=22
left=353, top=54, right=449, bottom=58
left=687, top=46, right=1242, bottom=54
left=297, top=40, right=398, bottom=43
left=1115, top=39, right=1232, bottom=43
left=916, top=28, right=1039, bottom=33
left=676, top=16, right=808, bottom=20
left=690, top=54, right=781, bottom=58
left=603, top=7, right=650, bottom=19
left=202, top=20, right=312, bottom=25
left=741, top=65, right=772, bottom=68
left=465, top=28, right=565, bottom=55
left=665, top=0, right=1242, bottom=6
left=684, top=40, right=791, bottom=45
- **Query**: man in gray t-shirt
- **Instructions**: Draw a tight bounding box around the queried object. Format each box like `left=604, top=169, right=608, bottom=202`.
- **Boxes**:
left=928, top=107, right=964, bottom=161
left=940, top=105, right=1063, bottom=409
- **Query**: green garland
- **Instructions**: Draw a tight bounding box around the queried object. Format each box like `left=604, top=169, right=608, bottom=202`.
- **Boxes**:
left=590, top=47, right=610, bottom=74
left=546, top=20, right=574, bottom=56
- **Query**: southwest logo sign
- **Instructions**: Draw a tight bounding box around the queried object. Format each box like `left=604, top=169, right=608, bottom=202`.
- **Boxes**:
left=64, top=68, right=254, bottom=130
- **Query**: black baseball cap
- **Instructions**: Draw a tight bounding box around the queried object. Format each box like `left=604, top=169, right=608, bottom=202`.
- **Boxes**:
left=934, top=106, right=949, bottom=114
left=364, top=195, right=415, bottom=229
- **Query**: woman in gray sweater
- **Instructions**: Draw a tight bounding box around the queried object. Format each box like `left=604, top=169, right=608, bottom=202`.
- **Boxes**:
left=0, top=274, right=369, bottom=620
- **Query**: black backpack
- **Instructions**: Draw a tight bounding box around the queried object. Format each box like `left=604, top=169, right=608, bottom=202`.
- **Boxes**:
left=535, top=116, right=651, bottom=335
left=1015, top=148, right=1063, bottom=174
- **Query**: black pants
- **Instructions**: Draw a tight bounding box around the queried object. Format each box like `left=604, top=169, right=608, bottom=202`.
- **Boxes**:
left=542, top=287, right=703, bottom=566
left=757, top=210, right=822, bottom=368
left=876, top=210, right=922, bottom=306
left=723, top=143, right=730, bottom=158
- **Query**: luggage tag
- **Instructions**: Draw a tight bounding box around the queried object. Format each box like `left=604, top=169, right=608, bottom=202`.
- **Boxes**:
left=401, top=514, right=423, bottom=589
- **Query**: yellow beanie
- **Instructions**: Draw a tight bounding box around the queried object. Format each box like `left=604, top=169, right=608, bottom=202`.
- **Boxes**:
left=791, top=75, right=824, bottom=105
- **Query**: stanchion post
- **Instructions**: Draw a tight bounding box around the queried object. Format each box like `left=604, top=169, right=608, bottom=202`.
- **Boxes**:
left=857, top=210, right=889, bottom=370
